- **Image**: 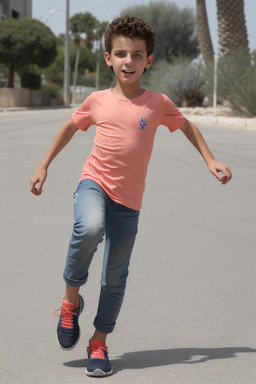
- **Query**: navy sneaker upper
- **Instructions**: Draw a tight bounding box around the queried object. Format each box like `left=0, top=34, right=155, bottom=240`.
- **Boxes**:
left=86, top=340, right=113, bottom=377
left=55, top=294, right=84, bottom=350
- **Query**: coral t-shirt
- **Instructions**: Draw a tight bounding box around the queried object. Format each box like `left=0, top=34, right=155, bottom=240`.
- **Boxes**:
left=72, top=88, right=186, bottom=210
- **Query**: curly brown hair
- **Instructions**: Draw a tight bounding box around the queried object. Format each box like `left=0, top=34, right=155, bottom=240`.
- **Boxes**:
left=104, top=15, right=155, bottom=57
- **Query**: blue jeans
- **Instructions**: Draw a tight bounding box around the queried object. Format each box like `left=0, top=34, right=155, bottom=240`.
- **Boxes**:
left=63, top=179, right=140, bottom=333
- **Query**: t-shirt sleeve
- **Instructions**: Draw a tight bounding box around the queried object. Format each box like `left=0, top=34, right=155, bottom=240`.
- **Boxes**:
left=161, top=95, right=186, bottom=132
left=72, top=94, right=94, bottom=131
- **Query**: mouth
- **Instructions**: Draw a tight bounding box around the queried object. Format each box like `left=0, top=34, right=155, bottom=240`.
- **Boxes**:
left=122, top=70, right=135, bottom=75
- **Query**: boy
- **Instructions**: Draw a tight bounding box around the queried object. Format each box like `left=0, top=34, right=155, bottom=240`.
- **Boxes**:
left=30, top=16, right=232, bottom=377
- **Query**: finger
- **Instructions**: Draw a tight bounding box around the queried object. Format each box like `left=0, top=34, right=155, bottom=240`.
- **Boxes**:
left=221, top=167, right=232, bottom=184
left=211, top=169, right=223, bottom=182
left=30, top=184, right=39, bottom=196
left=30, top=179, right=40, bottom=196
left=220, top=176, right=227, bottom=185
left=222, top=175, right=232, bottom=185
left=36, top=181, right=43, bottom=195
left=221, top=165, right=232, bottom=178
left=214, top=172, right=229, bottom=184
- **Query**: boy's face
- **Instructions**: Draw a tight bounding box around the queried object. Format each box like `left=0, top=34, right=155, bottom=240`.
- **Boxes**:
left=104, top=36, right=154, bottom=85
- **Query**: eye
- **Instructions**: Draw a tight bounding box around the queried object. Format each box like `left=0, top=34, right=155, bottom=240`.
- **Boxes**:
left=115, top=51, right=125, bottom=57
left=133, top=53, right=143, bottom=59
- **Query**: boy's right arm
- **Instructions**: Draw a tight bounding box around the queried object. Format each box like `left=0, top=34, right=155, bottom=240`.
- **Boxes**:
left=30, top=118, right=79, bottom=196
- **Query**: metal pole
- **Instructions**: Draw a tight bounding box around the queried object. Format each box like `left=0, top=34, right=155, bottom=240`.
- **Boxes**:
left=95, top=40, right=100, bottom=90
left=64, top=0, right=70, bottom=106
left=96, top=60, right=99, bottom=90
left=213, top=54, right=219, bottom=115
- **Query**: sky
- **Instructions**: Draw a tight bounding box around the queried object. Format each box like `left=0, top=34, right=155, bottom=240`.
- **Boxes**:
left=32, top=0, right=256, bottom=54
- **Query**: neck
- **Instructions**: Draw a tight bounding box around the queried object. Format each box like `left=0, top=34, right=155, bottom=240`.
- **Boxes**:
left=112, top=81, right=144, bottom=100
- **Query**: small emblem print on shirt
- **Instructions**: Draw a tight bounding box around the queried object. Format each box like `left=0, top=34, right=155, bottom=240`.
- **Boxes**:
left=139, top=117, right=147, bottom=131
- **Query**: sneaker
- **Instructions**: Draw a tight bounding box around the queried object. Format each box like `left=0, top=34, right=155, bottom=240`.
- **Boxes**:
left=85, top=340, right=113, bottom=377
left=53, top=294, right=84, bottom=350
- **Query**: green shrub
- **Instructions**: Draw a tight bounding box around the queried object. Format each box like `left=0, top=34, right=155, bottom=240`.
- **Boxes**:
left=204, top=50, right=256, bottom=117
left=145, top=59, right=205, bottom=107
left=42, top=83, right=62, bottom=99
left=19, top=65, right=41, bottom=90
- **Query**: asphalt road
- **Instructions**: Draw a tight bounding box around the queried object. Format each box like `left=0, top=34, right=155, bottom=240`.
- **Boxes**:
left=1, top=107, right=256, bottom=384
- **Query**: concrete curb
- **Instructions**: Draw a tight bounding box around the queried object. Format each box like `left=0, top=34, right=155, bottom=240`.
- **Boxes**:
left=181, top=112, right=256, bottom=131
left=0, top=107, right=27, bottom=112
left=0, top=105, right=73, bottom=113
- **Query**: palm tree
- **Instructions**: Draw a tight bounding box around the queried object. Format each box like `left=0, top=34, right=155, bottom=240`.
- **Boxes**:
left=70, top=12, right=98, bottom=89
left=216, top=0, right=249, bottom=55
left=70, top=13, right=84, bottom=89
left=94, top=21, right=108, bottom=89
left=196, top=0, right=214, bottom=63
left=82, top=12, right=98, bottom=51
left=95, top=21, right=108, bottom=51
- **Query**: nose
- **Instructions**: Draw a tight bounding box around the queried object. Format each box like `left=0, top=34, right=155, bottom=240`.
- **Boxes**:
left=124, top=53, right=133, bottom=66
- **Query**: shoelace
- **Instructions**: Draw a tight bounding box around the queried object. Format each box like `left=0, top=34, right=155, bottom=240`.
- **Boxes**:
left=53, top=306, right=77, bottom=329
left=88, top=344, right=108, bottom=359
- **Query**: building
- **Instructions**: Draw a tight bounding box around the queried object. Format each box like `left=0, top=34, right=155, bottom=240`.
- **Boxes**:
left=0, top=0, right=32, bottom=20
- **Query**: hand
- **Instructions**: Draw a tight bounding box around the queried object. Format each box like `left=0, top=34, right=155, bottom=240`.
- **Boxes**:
left=207, top=158, right=232, bottom=185
left=30, top=165, right=47, bottom=196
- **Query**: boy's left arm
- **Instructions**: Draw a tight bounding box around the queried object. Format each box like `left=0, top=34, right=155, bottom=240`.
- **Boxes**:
left=180, top=119, right=232, bottom=185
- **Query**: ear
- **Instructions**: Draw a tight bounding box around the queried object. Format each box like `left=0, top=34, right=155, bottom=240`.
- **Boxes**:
left=145, top=54, right=154, bottom=69
left=104, top=52, right=113, bottom=68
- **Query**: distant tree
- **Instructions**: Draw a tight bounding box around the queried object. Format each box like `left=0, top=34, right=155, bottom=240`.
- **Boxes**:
left=94, top=21, right=108, bottom=89
left=0, top=18, right=57, bottom=87
left=43, top=36, right=95, bottom=87
left=42, top=36, right=65, bottom=86
left=95, top=20, right=108, bottom=50
left=96, top=51, right=115, bottom=88
left=196, top=0, right=214, bottom=63
left=216, top=0, right=249, bottom=55
left=82, top=13, right=99, bottom=51
left=70, top=12, right=98, bottom=88
left=70, top=42, right=95, bottom=75
left=121, top=2, right=199, bottom=62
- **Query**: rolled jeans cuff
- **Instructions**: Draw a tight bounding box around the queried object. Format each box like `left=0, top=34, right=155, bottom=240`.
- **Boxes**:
left=93, top=316, right=116, bottom=334
left=63, top=271, right=88, bottom=287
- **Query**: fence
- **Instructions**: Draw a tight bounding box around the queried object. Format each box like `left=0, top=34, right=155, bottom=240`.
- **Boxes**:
left=0, top=88, right=63, bottom=108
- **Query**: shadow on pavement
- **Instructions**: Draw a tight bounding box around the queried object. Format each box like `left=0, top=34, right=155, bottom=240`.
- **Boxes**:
left=64, top=346, right=256, bottom=372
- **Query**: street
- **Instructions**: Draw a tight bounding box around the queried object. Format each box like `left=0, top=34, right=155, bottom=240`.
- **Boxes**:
left=0, top=107, right=256, bottom=383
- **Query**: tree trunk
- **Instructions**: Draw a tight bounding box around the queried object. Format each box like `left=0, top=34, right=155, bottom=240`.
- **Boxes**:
left=216, top=0, right=249, bottom=55
left=7, top=68, right=15, bottom=88
left=196, top=0, right=214, bottom=63
left=73, top=44, right=80, bottom=89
